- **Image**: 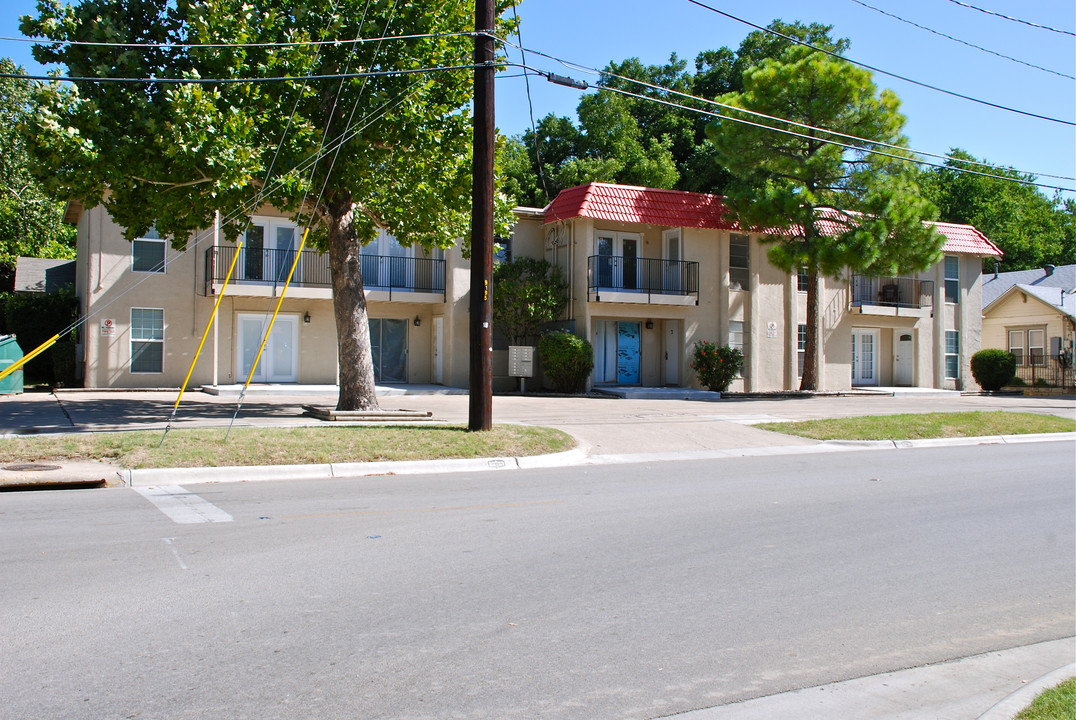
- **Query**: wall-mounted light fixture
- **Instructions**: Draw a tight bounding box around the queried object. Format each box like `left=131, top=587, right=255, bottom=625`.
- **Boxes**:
left=413, top=316, right=421, bottom=327
left=645, top=319, right=654, bottom=330
left=303, top=311, right=311, bottom=324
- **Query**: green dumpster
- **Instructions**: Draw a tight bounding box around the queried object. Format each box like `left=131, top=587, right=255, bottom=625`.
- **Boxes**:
left=0, top=334, right=24, bottom=395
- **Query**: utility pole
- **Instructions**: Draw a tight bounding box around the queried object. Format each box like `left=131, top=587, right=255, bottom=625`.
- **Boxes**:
left=468, top=0, right=495, bottom=431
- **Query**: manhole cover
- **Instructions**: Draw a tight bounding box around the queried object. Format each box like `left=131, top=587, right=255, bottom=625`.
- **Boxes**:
left=3, top=463, right=62, bottom=472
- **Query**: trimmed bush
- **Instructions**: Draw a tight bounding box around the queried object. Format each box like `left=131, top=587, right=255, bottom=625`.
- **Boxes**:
left=970, top=348, right=1016, bottom=391
left=538, top=331, right=594, bottom=394
left=690, top=340, right=744, bottom=392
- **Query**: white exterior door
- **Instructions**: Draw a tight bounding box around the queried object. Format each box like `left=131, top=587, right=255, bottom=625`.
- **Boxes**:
left=851, top=329, right=878, bottom=386
left=663, top=228, right=681, bottom=292
left=663, top=320, right=679, bottom=385
left=433, top=316, right=444, bottom=385
left=237, top=313, right=299, bottom=383
left=894, top=332, right=914, bottom=386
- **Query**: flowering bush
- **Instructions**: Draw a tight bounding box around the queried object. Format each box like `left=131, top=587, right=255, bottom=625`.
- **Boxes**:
left=690, top=340, right=743, bottom=392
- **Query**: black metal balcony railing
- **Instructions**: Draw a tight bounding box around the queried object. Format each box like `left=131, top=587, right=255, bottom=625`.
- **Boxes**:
left=851, top=275, right=934, bottom=310
left=587, top=255, right=700, bottom=304
left=206, top=246, right=445, bottom=296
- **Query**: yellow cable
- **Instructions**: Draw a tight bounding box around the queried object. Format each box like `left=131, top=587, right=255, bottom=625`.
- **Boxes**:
left=0, top=334, right=59, bottom=383
left=172, top=240, right=244, bottom=412
left=240, top=227, right=310, bottom=391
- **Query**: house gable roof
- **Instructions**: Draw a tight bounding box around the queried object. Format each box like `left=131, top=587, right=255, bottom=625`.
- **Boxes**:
left=541, top=182, right=1002, bottom=257
left=14, top=257, right=76, bottom=293
left=981, top=263, right=1075, bottom=308
left=984, top=282, right=1076, bottom=321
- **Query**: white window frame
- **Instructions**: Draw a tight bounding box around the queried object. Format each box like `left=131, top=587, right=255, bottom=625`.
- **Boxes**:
left=729, top=320, right=746, bottom=377
left=1008, top=330, right=1025, bottom=366
left=130, top=307, right=164, bottom=374
left=944, top=256, right=959, bottom=304
left=131, top=227, right=166, bottom=273
left=945, top=330, right=960, bottom=379
left=797, top=323, right=807, bottom=378
left=797, top=265, right=809, bottom=293
left=1028, top=328, right=1045, bottom=366
left=729, top=234, right=750, bottom=291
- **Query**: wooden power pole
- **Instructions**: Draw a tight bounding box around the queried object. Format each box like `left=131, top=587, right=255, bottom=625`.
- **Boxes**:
left=468, top=0, right=495, bottom=431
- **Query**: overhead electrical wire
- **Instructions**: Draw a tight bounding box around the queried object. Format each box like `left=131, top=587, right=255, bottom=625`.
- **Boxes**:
left=682, top=0, right=1074, bottom=126
left=0, top=63, right=490, bottom=84
left=944, top=0, right=1076, bottom=37
left=510, top=3, right=551, bottom=202
left=494, top=37, right=1075, bottom=184
left=847, top=0, right=1074, bottom=80
left=0, top=31, right=479, bottom=50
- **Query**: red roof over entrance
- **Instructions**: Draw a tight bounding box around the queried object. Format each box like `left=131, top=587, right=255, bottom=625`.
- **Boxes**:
left=544, top=182, right=732, bottom=229
left=542, top=182, right=1002, bottom=257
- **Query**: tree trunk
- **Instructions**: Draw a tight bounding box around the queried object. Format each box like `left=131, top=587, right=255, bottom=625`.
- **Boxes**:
left=798, top=268, right=822, bottom=391
left=325, top=190, right=380, bottom=411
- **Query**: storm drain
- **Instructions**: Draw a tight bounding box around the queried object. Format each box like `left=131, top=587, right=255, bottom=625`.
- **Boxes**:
left=3, top=463, right=62, bottom=472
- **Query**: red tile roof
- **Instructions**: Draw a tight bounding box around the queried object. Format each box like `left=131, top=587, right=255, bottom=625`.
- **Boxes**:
left=930, top=221, right=1003, bottom=257
left=543, top=183, right=1002, bottom=257
left=544, top=182, right=733, bottom=229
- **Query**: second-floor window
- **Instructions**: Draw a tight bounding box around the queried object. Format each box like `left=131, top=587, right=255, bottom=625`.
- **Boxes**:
left=944, top=256, right=959, bottom=304
left=132, top=226, right=165, bottom=273
left=729, top=234, right=749, bottom=290
left=797, top=265, right=809, bottom=292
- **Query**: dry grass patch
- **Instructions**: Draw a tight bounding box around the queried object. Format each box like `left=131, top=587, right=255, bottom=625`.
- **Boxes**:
left=756, top=411, right=1075, bottom=441
left=0, top=425, right=576, bottom=469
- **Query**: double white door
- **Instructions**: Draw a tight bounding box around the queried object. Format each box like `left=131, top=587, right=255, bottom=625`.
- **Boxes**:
left=237, top=313, right=298, bottom=383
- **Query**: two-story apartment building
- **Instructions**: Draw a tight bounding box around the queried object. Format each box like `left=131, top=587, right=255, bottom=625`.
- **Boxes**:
left=66, top=182, right=1001, bottom=393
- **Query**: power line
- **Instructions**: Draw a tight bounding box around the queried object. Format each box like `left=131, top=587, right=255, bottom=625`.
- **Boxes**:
left=0, top=31, right=478, bottom=50
left=495, top=38, right=1075, bottom=183
left=944, top=0, right=1076, bottom=37
left=683, top=0, right=1074, bottom=126
left=595, top=81, right=1075, bottom=193
left=0, top=63, right=489, bottom=85
left=847, top=0, right=1074, bottom=80
left=511, top=3, right=551, bottom=203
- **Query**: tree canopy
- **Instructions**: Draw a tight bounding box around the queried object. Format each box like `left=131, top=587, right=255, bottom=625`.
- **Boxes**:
left=500, top=20, right=849, bottom=207
left=491, top=256, right=567, bottom=345
left=922, top=149, right=1075, bottom=272
left=0, top=58, right=75, bottom=290
left=21, top=0, right=517, bottom=409
left=707, top=44, right=941, bottom=390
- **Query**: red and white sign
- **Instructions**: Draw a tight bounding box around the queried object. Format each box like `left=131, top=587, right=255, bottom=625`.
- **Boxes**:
left=100, top=319, right=115, bottom=336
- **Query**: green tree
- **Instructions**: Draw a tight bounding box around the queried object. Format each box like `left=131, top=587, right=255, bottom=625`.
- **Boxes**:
left=708, top=45, right=940, bottom=391
left=21, top=0, right=516, bottom=410
left=491, top=256, right=567, bottom=344
left=922, top=149, right=1074, bottom=271
left=499, top=20, right=850, bottom=205
left=0, top=58, right=75, bottom=290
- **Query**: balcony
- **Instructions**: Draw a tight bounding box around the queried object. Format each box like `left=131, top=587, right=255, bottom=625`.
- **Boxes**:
left=587, top=256, right=700, bottom=306
left=205, top=246, right=446, bottom=302
left=850, top=275, right=934, bottom=317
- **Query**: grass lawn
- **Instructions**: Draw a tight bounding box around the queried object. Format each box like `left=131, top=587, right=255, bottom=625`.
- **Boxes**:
left=756, top=411, right=1075, bottom=441
left=0, top=425, right=576, bottom=469
left=1015, top=677, right=1076, bottom=720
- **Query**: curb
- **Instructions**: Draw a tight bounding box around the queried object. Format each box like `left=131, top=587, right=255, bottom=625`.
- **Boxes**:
left=116, top=434, right=1076, bottom=487
left=976, top=663, right=1076, bottom=720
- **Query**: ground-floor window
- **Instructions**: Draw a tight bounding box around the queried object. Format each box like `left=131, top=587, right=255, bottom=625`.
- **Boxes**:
left=131, top=308, right=164, bottom=373
left=797, top=323, right=807, bottom=377
left=945, top=330, right=960, bottom=379
left=1008, top=327, right=1046, bottom=366
left=729, top=320, right=746, bottom=377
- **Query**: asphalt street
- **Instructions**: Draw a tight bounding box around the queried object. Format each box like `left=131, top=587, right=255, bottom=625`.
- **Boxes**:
left=2, top=442, right=1073, bottom=719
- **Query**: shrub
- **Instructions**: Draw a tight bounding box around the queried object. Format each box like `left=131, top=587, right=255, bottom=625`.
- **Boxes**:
left=1009, top=376, right=1027, bottom=387
left=970, top=348, right=1016, bottom=392
left=538, top=331, right=594, bottom=394
left=1033, top=377, right=1053, bottom=388
left=690, top=340, right=743, bottom=392
left=1, top=288, right=78, bottom=385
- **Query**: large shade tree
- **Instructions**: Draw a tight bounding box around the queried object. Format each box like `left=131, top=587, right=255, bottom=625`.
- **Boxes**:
left=0, top=57, right=75, bottom=290
left=21, top=0, right=516, bottom=409
left=708, top=45, right=941, bottom=391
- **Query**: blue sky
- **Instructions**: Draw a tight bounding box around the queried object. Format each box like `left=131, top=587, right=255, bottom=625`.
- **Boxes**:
left=3, top=0, right=1073, bottom=196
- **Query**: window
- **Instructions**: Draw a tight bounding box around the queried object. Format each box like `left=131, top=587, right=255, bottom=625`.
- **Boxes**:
left=944, top=256, right=959, bottom=304
left=1008, top=330, right=1025, bottom=366
left=797, top=266, right=809, bottom=292
left=797, top=323, right=807, bottom=377
left=132, top=226, right=165, bottom=273
left=1028, top=329, right=1045, bottom=366
left=729, top=320, right=746, bottom=377
left=729, top=234, right=750, bottom=290
left=131, top=308, right=164, bottom=373
left=945, top=330, right=959, bottom=379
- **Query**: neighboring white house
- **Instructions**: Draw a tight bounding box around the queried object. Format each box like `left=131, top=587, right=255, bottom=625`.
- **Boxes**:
left=66, top=182, right=1003, bottom=392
